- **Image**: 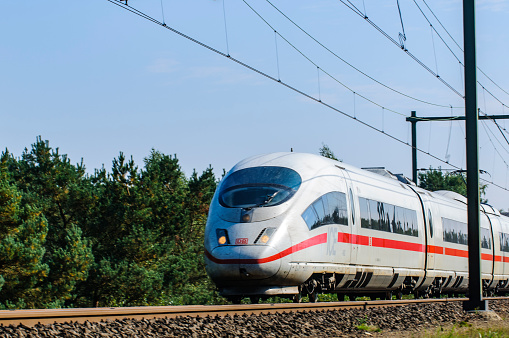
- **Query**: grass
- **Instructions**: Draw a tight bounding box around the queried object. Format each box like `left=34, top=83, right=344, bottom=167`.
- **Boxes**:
left=417, top=320, right=509, bottom=338
left=355, top=315, right=382, bottom=333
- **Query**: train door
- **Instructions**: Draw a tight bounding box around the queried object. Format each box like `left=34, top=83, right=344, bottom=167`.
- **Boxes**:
left=409, top=189, right=435, bottom=275
left=340, top=169, right=358, bottom=265
left=480, top=211, right=494, bottom=287
left=423, top=199, right=436, bottom=272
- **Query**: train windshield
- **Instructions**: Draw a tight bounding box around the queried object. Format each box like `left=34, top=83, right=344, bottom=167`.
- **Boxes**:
left=219, top=166, right=302, bottom=209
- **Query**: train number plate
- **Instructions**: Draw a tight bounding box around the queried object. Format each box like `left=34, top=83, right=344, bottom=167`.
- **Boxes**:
left=235, top=238, right=248, bottom=245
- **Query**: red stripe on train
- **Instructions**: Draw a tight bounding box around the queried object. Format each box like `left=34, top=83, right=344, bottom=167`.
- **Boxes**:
left=338, top=233, right=424, bottom=252
left=205, top=233, right=327, bottom=264
left=207, top=231, right=507, bottom=264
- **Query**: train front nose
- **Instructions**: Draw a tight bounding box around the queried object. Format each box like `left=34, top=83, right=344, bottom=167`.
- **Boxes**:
left=206, top=245, right=281, bottom=282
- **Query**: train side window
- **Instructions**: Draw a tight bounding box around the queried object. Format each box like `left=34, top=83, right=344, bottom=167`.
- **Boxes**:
left=393, top=206, right=405, bottom=235
left=379, top=202, right=393, bottom=233
left=359, top=197, right=371, bottom=229
left=302, top=205, right=320, bottom=230
left=302, top=192, right=348, bottom=230
left=481, top=227, right=491, bottom=249
left=326, top=192, right=348, bottom=225
left=500, top=233, right=509, bottom=252
left=408, top=209, right=419, bottom=237
left=442, top=218, right=468, bottom=245
left=369, top=200, right=380, bottom=230
left=358, top=197, right=418, bottom=237
left=312, top=198, right=326, bottom=225
left=428, top=210, right=433, bottom=238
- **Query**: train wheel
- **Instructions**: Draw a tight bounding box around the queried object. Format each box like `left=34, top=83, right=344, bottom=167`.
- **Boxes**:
left=395, top=290, right=403, bottom=300
left=292, top=294, right=302, bottom=303
left=308, top=292, right=318, bottom=303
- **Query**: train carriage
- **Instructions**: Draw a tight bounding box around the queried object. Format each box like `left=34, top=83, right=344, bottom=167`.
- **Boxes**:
left=204, top=152, right=509, bottom=302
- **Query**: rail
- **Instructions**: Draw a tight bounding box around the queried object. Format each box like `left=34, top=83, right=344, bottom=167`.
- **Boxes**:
left=1, top=297, right=508, bottom=327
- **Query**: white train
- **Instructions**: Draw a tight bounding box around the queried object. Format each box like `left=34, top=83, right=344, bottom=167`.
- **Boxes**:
left=204, top=152, right=509, bottom=302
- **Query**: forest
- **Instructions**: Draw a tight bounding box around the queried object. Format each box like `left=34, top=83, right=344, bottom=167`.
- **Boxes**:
left=0, top=138, right=480, bottom=309
left=0, top=137, right=222, bottom=309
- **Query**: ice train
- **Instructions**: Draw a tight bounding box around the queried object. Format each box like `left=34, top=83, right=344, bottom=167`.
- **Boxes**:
left=204, top=152, right=509, bottom=302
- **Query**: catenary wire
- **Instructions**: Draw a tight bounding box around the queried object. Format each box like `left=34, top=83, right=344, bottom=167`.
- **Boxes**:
left=413, top=0, right=509, bottom=109
left=241, top=0, right=408, bottom=118
left=346, top=0, right=509, bottom=119
left=336, top=0, right=464, bottom=98
left=264, top=0, right=458, bottom=108
left=105, top=0, right=509, bottom=194
left=421, top=0, right=509, bottom=98
left=480, top=120, right=509, bottom=167
left=479, top=110, right=509, bottom=147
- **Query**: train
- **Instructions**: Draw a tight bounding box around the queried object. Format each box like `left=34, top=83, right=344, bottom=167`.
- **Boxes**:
left=204, top=152, right=509, bottom=303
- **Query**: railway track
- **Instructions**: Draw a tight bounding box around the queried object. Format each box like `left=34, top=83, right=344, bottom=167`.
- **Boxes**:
left=2, top=297, right=508, bottom=327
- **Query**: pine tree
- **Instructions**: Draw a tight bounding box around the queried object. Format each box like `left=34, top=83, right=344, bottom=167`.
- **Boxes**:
left=6, top=137, right=93, bottom=307
left=0, top=151, right=49, bottom=309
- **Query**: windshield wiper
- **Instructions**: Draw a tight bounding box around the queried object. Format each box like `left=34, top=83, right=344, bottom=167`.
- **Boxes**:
left=244, top=190, right=282, bottom=210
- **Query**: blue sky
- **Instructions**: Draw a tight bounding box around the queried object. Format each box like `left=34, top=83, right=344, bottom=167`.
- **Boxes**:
left=1, top=0, right=509, bottom=208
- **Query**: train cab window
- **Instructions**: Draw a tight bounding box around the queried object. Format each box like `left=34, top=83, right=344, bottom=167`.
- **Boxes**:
left=481, top=227, right=491, bottom=249
left=302, top=192, right=348, bottom=230
left=442, top=218, right=468, bottom=245
left=219, top=166, right=302, bottom=209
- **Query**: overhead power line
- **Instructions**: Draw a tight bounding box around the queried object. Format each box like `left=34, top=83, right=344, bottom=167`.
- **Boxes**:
left=336, top=0, right=464, bottom=98
left=420, top=0, right=509, bottom=98
left=105, top=0, right=509, bottom=194
left=412, top=0, right=509, bottom=110
left=263, top=0, right=457, bottom=109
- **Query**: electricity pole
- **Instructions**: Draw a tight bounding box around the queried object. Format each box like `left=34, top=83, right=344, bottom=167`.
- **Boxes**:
left=463, top=0, right=487, bottom=311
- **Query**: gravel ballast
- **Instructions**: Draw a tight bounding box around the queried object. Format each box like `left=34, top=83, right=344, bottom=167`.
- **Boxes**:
left=1, top=300, right=508, bottom=337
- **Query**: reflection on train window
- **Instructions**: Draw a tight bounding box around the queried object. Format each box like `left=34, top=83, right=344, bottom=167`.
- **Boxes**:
left=302, top=192, right=348, bottom=230
left=481, top=227, right=491, bottom=250
left=219, top=166, right=302, bottom=208
left=358, top=197, right=418, bottom=237
left=442, top=218, right=468, bottom=245
left=500, top=232, right=509, bottom=252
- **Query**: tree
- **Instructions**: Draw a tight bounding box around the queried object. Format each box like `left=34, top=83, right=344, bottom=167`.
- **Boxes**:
left=0, top=151, right=49, bottom=309
left=5, top=137, right=93, bottom=307
left=0, top=138, right=223, bottom=308
left=418, top=168, right=487, bottom=202
left=319, top=143, right=340, bottom=161
left=78, top=150, right=220, bottom=307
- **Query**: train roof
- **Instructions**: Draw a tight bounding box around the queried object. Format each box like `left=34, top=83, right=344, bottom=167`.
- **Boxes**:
left=229, top=152, right=503, bottom=217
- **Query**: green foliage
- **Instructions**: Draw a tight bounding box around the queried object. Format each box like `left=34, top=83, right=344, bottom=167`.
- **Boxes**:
left=418, top=168, right=487, bottom=202
left=355, top=315, right=381, bottom=332
left=319, top=143, right=340, bottom=161
left=0, top=165, right=49, bottom=309
left=429, top=324, right=509, bottom=338
left=0, top=138, right=222, bottom=309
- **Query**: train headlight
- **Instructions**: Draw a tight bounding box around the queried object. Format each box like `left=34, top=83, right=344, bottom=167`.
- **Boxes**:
left=216, top=229, right=230, bottom=245
left=254, top=227, right=276, bottom=244
left=240, top=209, right=253, bottom=223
